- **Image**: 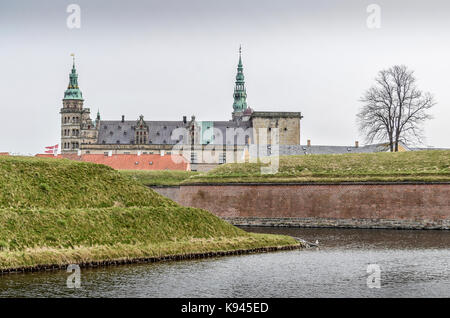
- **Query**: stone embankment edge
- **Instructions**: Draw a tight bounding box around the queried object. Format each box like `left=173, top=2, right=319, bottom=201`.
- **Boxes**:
left=229, top=217, right=450, bottom=230
left=0, top=244, right=302, bottom=274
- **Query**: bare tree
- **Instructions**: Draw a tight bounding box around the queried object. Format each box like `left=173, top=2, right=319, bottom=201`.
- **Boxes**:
left=357, top=65, right=435, bottom=152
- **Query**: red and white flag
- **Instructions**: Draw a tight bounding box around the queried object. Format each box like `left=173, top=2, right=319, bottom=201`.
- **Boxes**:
left=44, top=144, right=59, bottom=155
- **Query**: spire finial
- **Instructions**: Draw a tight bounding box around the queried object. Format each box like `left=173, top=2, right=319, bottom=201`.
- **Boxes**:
left=64, top=54, right=83, bottom=100
left=232, top=45, right=247, bottom=114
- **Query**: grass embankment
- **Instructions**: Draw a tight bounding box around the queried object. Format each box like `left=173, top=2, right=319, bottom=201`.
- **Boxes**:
left=119, top=170, right=200, bottom=186
left=0, top=156, right=298, bottom=271
left=184, top=150, right=450, bottom=184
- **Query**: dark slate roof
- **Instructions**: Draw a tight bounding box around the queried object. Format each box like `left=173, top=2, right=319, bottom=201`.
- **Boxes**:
left=409, top=147, right=450, bottom=151
left=98, top=120, right=185, bottom=145
left=210, top=120, right=252, bottom=145
left=97, top=119, right=253, bottom=145
left=251, top=111, right=302, bottom=118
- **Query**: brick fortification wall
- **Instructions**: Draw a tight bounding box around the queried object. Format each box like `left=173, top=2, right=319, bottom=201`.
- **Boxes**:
left=152, top=183, right=450, bottom=230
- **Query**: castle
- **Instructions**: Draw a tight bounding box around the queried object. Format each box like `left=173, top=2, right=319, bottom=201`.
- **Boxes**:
left=60, top=49, right=303, bottom=170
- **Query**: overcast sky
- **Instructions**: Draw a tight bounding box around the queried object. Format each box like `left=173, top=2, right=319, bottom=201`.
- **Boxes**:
left=1, top=0, right=449, bottom=154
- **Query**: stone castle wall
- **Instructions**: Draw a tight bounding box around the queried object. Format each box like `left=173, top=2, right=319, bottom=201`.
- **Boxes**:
left=251, top=116, right=301, bottom=145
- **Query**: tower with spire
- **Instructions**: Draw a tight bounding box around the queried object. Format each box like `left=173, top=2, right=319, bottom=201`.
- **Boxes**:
left=232, top=46, right=249, bottom=120
left=60, top=54, right=98, bottom=154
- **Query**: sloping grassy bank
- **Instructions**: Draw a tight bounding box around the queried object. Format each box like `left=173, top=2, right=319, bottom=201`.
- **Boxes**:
left=184, top=150, right=450, bottom=184
left=0, top=156, right=298, bottom=271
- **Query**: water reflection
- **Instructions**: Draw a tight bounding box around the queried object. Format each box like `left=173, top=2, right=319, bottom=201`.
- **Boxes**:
left=0, top=228, right=448, bottom=298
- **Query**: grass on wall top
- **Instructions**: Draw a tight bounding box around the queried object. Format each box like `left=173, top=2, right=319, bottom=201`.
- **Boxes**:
left=119, top=170, right=200, bottom=186
left=185, top=150, right=450, bottom=184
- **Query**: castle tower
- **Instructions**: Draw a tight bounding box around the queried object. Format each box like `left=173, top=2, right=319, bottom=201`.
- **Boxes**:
left=232, top=46, right=248, bottom=120
left=60, top=55, right=96, bottom=154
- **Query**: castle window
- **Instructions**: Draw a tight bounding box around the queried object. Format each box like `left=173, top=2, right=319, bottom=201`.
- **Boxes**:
left=116, top=140, right=120, bottom=144
left=118, top=126, right=121, bottom=130
left=104, top=126, right=108, bottom=129
left=284, top=127, right=287, bottom=131
left=110, top=131, right=113, bottom=135
left=124, top=131, right=127, bottom=136
left=149, top=161, right=153, bottom=165
left=102, top=140, right=106, bottom=144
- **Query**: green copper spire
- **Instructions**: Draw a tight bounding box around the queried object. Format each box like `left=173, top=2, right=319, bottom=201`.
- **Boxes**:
left=63, top=54, right=84, bottom=100
left=232, top=45, right=247, bottom=112
left=94, top=109, right=100, bottom=126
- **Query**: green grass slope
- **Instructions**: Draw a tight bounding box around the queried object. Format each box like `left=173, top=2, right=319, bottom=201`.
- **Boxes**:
left=0, top=156, right=169, bottom=209
left=185, top=150, right=450, bottom=184
left=0, top=156, right=298, bottom=270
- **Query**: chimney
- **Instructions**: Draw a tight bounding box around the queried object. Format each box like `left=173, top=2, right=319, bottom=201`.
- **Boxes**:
left=121, top=115, right=125, bottom=123
left=307, top=139, right=311, bottom=147
left=183, top=116, right=187, bottom=124
left=355, top=141, right=359, bottom=148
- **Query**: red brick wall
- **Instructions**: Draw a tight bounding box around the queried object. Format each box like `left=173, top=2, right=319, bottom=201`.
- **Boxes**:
left=168, top=184, right=450, bottom=221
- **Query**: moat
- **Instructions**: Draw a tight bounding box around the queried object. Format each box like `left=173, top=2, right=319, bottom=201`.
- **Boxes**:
left=0, top=228, right=448, bottom=298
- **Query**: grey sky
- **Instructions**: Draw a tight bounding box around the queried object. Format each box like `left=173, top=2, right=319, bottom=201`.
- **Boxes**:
left=1, top=0, right=449, bottom=154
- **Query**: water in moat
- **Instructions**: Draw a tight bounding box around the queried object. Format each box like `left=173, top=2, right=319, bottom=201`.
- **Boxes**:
left=0, top=227, right=449, bottom=297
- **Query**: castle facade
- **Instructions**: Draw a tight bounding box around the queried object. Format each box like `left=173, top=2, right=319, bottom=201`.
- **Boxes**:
left=60, top=49, right=302, bottom=170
